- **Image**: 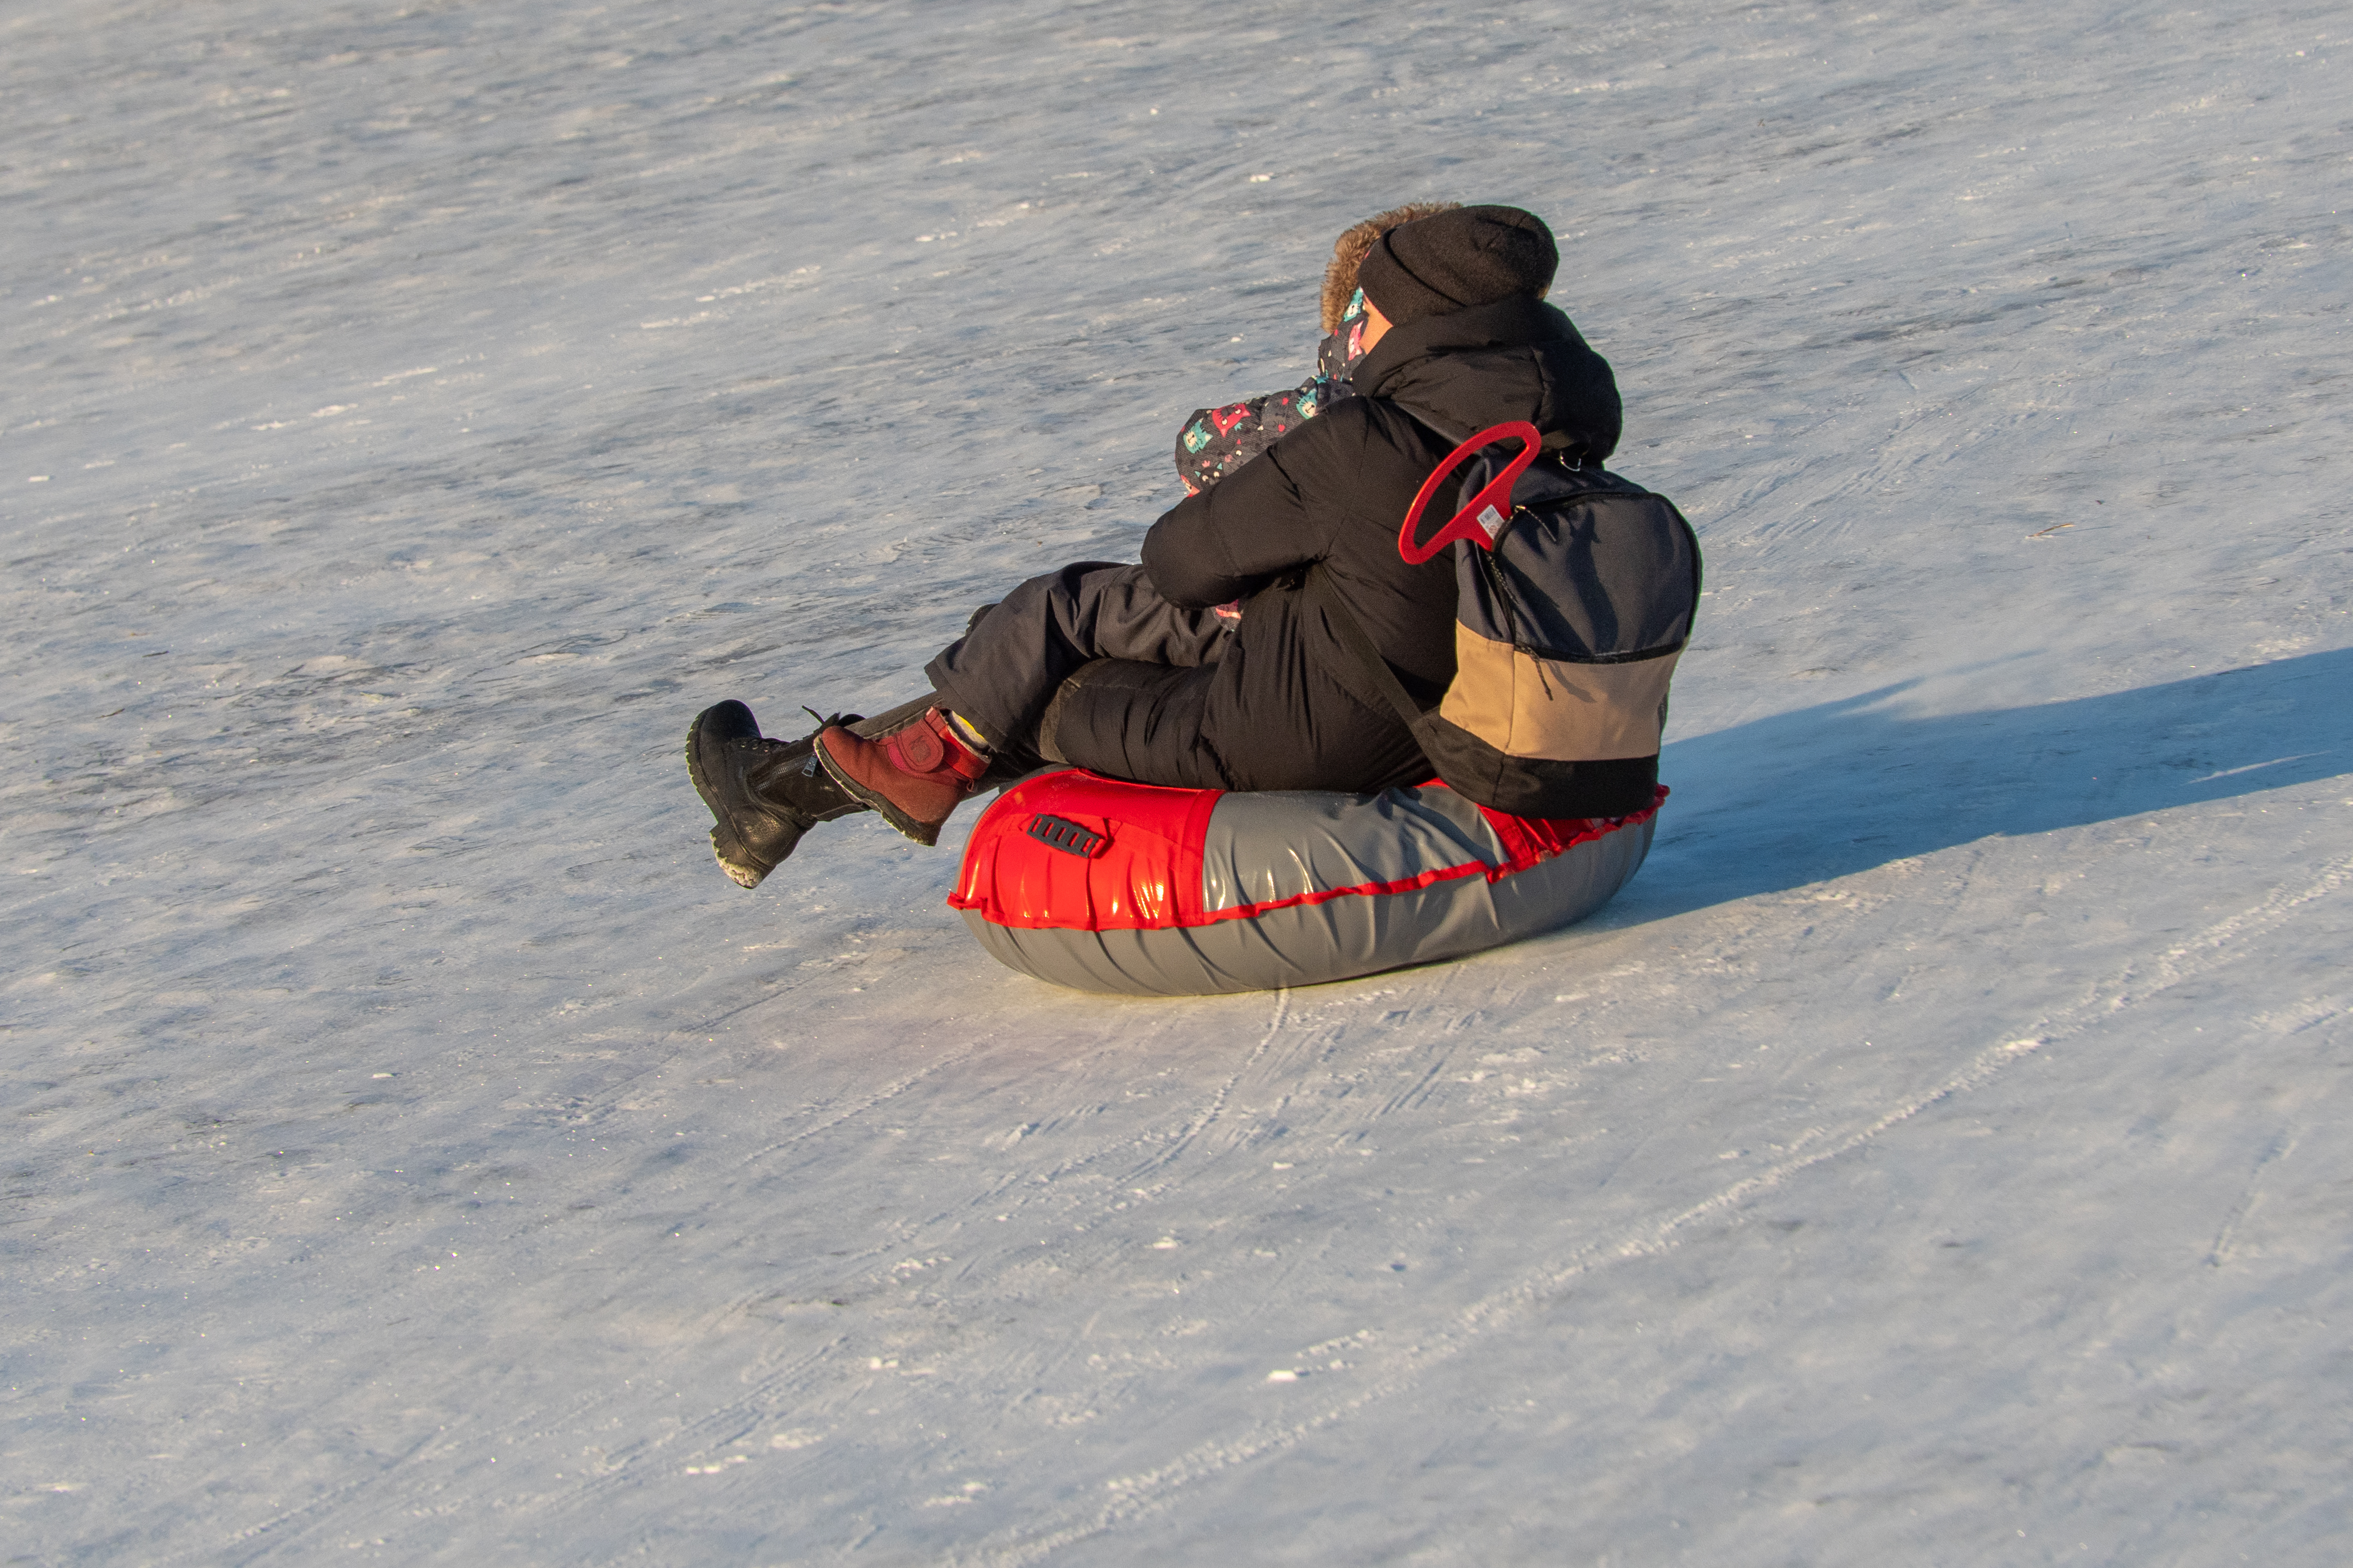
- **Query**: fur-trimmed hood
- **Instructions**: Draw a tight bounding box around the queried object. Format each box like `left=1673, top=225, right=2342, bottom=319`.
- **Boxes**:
left=1319, top=202, right=1461, bottom=332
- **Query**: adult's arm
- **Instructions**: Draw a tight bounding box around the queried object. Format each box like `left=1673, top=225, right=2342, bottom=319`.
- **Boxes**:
left=1142, top=398, right=1394, bottom=607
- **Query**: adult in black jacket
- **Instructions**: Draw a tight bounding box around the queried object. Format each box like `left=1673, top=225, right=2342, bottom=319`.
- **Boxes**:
left=686, top=206, right=1621, bottom=889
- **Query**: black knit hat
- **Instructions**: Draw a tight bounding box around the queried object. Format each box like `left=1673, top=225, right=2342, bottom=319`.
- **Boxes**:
left=1356, top=205, right=1559, bottom=327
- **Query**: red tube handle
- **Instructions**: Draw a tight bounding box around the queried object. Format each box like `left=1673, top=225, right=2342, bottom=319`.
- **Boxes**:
left=1396, top=421, right=1542, bottom=565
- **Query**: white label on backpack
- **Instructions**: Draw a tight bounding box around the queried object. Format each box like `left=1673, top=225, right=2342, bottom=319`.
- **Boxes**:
left=1476, top=504, right=1506, bottom=541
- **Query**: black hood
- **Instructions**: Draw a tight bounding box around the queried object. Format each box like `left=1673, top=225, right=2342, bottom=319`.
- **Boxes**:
left=1352, top=295, right=1621, bottom=463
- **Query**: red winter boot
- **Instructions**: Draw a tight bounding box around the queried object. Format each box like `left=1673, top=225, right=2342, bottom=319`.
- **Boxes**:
left=813, top=707, right=990, bottom=846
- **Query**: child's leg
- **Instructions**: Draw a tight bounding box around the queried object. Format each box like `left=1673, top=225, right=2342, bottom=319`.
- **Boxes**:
left=924, top=562, right=1230, bottom=763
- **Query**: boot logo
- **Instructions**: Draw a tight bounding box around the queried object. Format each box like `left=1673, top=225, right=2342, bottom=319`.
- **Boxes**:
left=889, top=724, right=945, bottom=773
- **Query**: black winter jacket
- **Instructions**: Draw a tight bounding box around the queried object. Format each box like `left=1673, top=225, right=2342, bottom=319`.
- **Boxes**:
left=1136, top=295, right=1621, bottom=791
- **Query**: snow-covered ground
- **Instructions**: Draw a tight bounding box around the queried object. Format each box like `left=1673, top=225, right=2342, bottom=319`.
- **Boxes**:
left=5, top=0, right=2349, bottom=1560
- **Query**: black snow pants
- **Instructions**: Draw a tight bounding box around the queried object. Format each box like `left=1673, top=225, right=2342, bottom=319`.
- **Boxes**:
left=924, top=562, right=1429, bottom=794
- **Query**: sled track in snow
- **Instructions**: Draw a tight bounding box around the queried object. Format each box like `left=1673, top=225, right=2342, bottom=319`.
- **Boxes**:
left=1121, top=987, right=1290, bottom=1186
left=957, top=852, right=2353, bottom=1565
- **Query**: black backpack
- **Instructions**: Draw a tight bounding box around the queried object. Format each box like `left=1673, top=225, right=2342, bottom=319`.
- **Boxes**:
left=1312, top=420, right=1702, bottom=820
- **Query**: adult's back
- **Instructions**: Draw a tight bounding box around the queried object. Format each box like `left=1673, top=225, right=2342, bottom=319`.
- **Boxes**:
left=1134, top=251, right=1622, bottom=792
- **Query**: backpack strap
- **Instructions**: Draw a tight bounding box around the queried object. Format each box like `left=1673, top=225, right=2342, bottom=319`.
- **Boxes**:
left=1386, top=397, right=1471, bottom=445
left=1304, top=567, right=1431, bottom=734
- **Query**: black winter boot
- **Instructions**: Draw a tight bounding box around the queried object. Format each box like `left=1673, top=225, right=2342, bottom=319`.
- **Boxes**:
left=686, top=700, right=865, bottom=889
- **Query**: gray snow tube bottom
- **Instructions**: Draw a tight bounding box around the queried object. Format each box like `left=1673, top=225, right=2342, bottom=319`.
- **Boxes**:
left=954, top=773, right=1657, bottom=996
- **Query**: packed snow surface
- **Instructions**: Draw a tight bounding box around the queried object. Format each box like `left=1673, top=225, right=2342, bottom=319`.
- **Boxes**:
left=5, top=0, right=2350, bottom=1561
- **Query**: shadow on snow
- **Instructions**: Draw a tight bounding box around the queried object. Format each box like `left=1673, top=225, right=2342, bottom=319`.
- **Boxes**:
left=1630, top=646, right=2353, bottom=915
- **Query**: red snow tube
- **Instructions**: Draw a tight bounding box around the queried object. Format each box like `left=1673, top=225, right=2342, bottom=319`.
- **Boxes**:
left=950, top=769, right=1663, bottom=995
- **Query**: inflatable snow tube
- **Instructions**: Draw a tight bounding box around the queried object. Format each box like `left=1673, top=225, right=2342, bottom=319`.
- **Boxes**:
left=949, top=768, right=1663, bottom=995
